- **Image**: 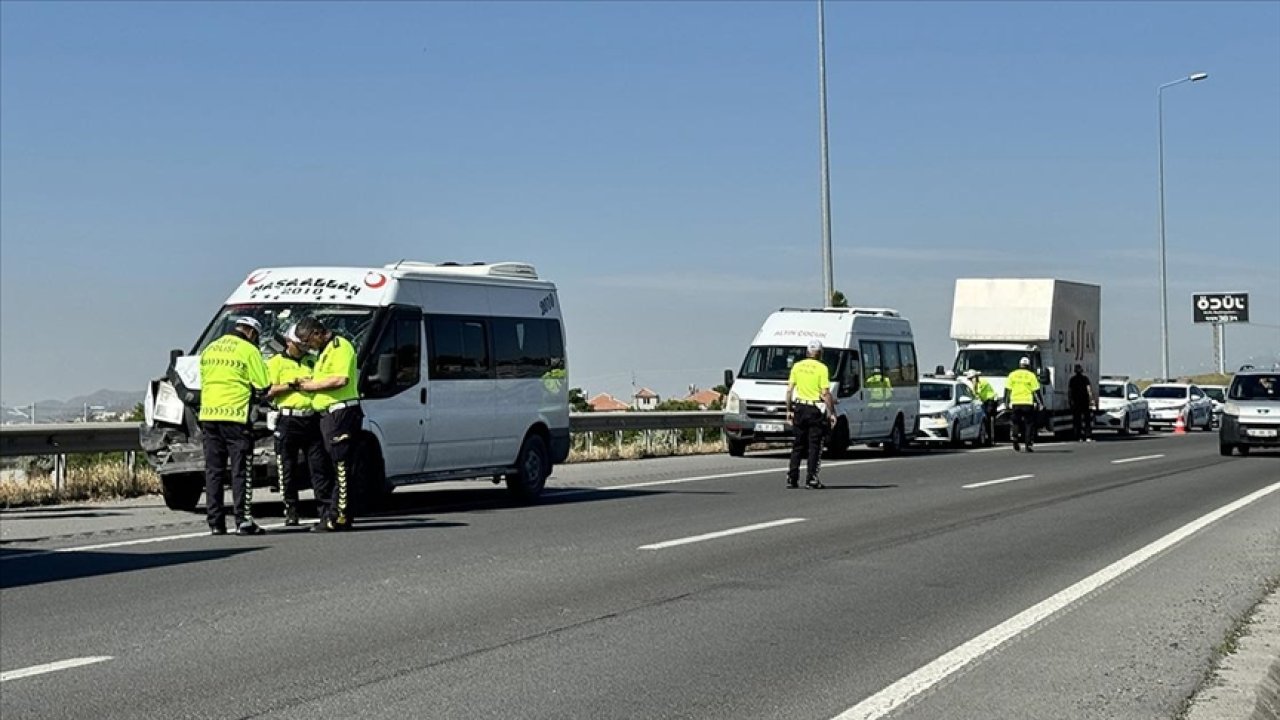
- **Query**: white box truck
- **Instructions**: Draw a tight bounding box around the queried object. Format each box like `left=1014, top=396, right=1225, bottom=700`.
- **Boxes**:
left=141, top=261, right=569, bottom=511
left=950, top=278, right=1101, bottom=435
left=723, top=307, right=920, bottom=457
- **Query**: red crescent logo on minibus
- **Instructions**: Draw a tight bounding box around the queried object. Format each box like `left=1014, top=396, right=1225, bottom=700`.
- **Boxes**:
left=364, top=272, right=387, bottom=289
left=246, top=271, right=270, bottom=285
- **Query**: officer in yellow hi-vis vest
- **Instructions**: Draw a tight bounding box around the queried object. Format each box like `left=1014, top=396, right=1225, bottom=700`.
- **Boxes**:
left=785, top=339, right=836, bottom=489
left=295, top=317, right=362, bottom=532
left=265, top=324, right=334, bottom=527
left=1003, top=357, right=1043, bottom=453
left=965, top=369, right=998, bottom=445
left=199, top=316, right=270, bottom=536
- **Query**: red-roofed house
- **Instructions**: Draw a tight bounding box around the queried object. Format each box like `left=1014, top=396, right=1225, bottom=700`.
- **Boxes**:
left=683, top=389, right=724, bottom=410
left=588, top=393, right=629, bottom=413
left=632, top=387, right=660, bottom=411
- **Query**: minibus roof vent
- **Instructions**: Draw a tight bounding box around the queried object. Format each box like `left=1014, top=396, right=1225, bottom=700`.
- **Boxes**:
left=384, top=261, right=540, bottom=280
left=777, top=306, right=900, bottom=317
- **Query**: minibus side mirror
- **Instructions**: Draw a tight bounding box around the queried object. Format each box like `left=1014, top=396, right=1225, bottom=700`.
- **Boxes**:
left=723, top=369, right=734, bottom=390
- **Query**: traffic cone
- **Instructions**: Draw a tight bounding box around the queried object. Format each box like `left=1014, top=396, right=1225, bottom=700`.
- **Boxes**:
left=1173, top=414, right=1187, bottom=435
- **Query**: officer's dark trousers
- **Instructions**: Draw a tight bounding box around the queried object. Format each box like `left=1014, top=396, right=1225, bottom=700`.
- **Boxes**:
left=787, top=404, right=827, bottom=484
left=320, top=405, right=364, bottom=524
left=202, top=421, right=255, bottom=528
left=1071, top=405, right=1092, bottom=441
left=275, top=415, right=334, bottom=519
left=982, top=400, right=998, bottom=443
left=1010, top=405, right=1036, bottom=448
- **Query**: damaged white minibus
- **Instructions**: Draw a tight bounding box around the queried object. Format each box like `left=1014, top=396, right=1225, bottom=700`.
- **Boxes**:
left=141, top=261, right=569, bottom=511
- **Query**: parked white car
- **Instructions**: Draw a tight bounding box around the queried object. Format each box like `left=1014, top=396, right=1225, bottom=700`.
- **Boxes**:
left=1141, top=383, right=1214, bottom=431
left=1201, top=384, right=1228, bottom=426
left=916, top=377, right=988, bottom=447
left=1094, top=377, right=1150, bottom=435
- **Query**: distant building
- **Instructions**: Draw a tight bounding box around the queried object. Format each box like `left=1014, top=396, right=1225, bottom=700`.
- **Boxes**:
left=683, top=389, right=724, bottom=410
left=632, top=387, right=660, bottom=411
left=588, top=393, right=630, bottom=413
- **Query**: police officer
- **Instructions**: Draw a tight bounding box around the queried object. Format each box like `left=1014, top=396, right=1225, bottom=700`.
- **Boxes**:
left=965, top=369, right=998, bottom=444
left=785, top=340, right=836, bottom=489
left=199, top=316, right=270, bottom=535
left=294, top=317, right=362, bottom=532
left=1004, top=357, right=1043, bottom=453
left=1068, top=364, right=1095, bottom=442
left=266, top=324, right=334, bottom=527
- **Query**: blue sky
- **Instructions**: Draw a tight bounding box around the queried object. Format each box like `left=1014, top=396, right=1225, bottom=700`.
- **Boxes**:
left=2, top=1, right=1278, bottom=406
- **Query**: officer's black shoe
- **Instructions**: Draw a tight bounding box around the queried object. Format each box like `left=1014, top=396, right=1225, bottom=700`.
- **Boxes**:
left=1025, top=446, right=1035, bottom=453
left=806, top=480, right=825, bottom=489
left=310, top=519, right=335, bottom=533
left=236, top=522, right=267, bottom=536
left=1012, top=441, right=1021, bottom=452
left=209, top=524, right=227, bottom=536
left=283, top=507, right=300, bottom=527
left=785, top=479, right=799, bottom=489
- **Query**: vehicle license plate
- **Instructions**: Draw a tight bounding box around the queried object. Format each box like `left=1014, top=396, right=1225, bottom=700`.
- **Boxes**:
left=1247, top=428, right=1278, bottom=438
left=756, top=423, right=785, bottom=433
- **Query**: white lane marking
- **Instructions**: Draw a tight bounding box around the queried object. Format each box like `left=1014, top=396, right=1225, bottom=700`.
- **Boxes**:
left=962, top=474, right=1033, bottom=490
left=639, top=518, right=806, bottom=550
left=602, top=459, right=891, bottom=491
left=578, top=445, right=1015, bottom=494
left=1112, top=454, right=1166, bottom=465
left=1, top=656, right=113, bottom=682
left=5, top=447, right=1013, bottom=557
left=830, top=480, right=1280, bottom=720
left=0, top=520, right=313, bottom=561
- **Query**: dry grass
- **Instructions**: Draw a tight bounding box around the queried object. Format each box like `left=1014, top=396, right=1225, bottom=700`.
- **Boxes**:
left=568, top=440, right=725, bottom=463
left=0, top=461, right=159, bottom=508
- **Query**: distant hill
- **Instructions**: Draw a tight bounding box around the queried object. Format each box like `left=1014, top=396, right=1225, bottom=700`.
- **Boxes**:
left=2, top=389, right=142, bottom=424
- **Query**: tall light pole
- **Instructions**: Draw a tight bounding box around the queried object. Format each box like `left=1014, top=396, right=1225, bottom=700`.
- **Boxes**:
left=1157, top=71, right=1208, bottom=379
left=817, top=0, right=835, bottom=307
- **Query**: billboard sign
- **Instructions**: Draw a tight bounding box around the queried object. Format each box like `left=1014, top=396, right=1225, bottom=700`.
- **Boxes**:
left=1193, top=292, right=1249, bottom=323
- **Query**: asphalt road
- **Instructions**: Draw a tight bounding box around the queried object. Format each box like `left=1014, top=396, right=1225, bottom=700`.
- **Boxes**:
left=1, top=432, right=1277, bottom=720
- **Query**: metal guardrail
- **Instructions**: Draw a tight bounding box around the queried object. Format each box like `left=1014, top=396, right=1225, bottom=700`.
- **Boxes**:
left=0, top=422, right=144, bottom=457
left=0, top=412, right=726, bottom=458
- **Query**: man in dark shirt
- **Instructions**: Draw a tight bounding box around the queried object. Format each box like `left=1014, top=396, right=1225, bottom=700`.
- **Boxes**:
left=1068, top=364, right=1095, bottom=442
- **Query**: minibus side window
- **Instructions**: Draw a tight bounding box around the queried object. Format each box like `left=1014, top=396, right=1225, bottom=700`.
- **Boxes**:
left=428, top=316, right=490, bottom=380
left=363, top=309, right=422, bottom=397
left=897, top=343, right=918, bottom=384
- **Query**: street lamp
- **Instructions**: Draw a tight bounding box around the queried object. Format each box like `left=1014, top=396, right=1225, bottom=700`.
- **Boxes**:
left=1157, top=71, right=1208, bottom=380
left=817, top=0, right=835, bottom=307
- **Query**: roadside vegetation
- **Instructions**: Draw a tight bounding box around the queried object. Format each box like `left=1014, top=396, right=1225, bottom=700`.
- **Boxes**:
left=0, top=454, right=159, bottom=508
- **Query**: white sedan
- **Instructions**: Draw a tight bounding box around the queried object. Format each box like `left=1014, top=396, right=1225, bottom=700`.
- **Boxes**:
left=1094, top=379, right=1150, bottom=435
left=916, top=378, right=988, bottom=447
left=1142, top=383, right=1215, bottom=431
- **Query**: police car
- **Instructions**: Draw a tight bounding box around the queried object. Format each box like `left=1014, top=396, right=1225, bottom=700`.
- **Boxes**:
left=1200, top=384, right=1228, bottom=427
left=916, top=376, right=988, bottom=447
left=1093, top=376, right=1150, bottom=435
left=1141, top=382, right=1214, bottom=431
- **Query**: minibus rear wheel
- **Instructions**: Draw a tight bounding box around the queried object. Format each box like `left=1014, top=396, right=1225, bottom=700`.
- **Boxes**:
left=507, top=433, right=549, bottom=501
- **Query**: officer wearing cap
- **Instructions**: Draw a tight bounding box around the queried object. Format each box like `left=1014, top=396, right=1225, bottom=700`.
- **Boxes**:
left=265, top=324, right=334, bottom=527
left=965, top=369, right=998, bottom=445
left=199, top=316, right=270, bottom=535
left=785, top=339, right=836, bottom=489
left=1004, top=356, right=1043, bottom=453
left=294, top=317, right=362, bottom=531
